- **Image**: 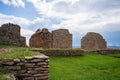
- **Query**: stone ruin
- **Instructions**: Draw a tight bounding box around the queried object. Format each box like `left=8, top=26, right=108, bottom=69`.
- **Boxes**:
left=0, top=23, right=26, bottom=46
left=20, top=36, right=26, bottom=47
left=29, top=28, right=72, bottom=48
left=52, top=29, right=72, bottom=48
left=29, top=28, right=52, bottom=48
left=81, top=32, right=107, bottom=50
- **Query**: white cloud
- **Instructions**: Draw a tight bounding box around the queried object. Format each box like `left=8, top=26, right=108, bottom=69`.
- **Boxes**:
left=0, top=0, right=25, bottom=8
left=21, top=29, right=34, bottom=36
left=27, top=0, right=120, bottom=35
left=0, top=13, right=30, bottom=27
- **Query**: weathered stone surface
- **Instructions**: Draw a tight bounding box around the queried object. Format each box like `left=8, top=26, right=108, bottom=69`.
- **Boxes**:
left=0, top=23, right=26, bottom=46
left=81, top=32, right=107, bottom=50
left=92, top=49, right=120, bottom=54
left=52, top=29, right=72, bottom=48
left=0, top=55, right=49, bottom=80
left=31, top=49, right=84, bottom=56
left=20, top=36, right=26, bottom=47
left=0, top=23, right=20, bottom=46
left=29, top=28, right=52, bottom=48
left=29, top=28, right=72, bottom=49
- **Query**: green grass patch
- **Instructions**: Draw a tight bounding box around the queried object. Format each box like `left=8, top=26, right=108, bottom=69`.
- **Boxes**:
left=50, top=54, right=120, bottom=80
left=0, top=48, right=40, bottom=59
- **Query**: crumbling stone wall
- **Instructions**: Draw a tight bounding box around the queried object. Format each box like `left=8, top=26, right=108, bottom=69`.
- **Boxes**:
left=81, top=32, right=107, bottom=50
left=29, top=28, right=52, bottom=48
left=29, top=28, right=72, bottom=48
left=31, top=49, right=84, bottom=56
left=0, top=23, right=26, bottom=46
left=0, top=55, right=49, bottom=80
left=20, top=36, right=26, bottom=47
left=0, top=23, right=21, bottom=46
left=52, top=29, right=72, bottom=48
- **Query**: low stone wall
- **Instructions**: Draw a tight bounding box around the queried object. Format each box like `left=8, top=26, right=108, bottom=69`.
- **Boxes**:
left=32, top=49, right=84, bottom=56
left=90, top=49, right=120, bottom=54
left=95, top=49, right=120, bottom=54
left=0, top=55, right=49, bottom=80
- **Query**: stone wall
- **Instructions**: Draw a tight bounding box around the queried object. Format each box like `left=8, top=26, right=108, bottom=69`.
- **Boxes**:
left=0, top=23, right=21, bottom=46
left=20, top=36, right=26, bottom=47
left=30, top=28, right=52, bottom=48
left=52, top=29, right=72, bottom=48
left=30, top=28, right=72, bottom=49
left=0, top=55, right=49, bottom=80
left=31, top=49, right=84, bottom=56
left=81, top=32, right=107, bottom=50
left=92, top=49, right=120, bottom=54
left=0, top=23, right=26, bottom=46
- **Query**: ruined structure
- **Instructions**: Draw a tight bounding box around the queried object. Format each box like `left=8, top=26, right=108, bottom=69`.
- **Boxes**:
left=0, top=23, right=26, bottom=46
left=0, top=55, right=49, bottom=80
left=29, top=28, right=52, bottom=48
left=81, top=32, right=107, bottom=50
left=20, top=36, right=26, bottom=47
left=52, top=29, right=72, bottom=48
left=29, top=28, right=72, bottom=48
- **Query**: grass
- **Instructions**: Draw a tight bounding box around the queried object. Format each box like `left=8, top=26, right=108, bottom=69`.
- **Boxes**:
left=0, top=45, right=120, bottom=80
left=50, top=54, right=120, bottom=80
left=0, top=48, right=39, bottom=59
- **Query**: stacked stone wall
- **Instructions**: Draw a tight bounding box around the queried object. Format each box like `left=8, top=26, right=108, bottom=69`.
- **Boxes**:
left=92, top=49, right=120, bottom=54
left=31, top=49, right=84, bottom=56
left=0, top=55, right=49, bottom=80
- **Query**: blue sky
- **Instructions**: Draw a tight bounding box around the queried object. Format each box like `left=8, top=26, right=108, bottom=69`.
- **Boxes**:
left=0, top=0, right=120, bottom=47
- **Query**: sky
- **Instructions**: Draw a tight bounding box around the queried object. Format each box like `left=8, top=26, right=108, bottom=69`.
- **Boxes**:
left=0, top=0, right=120, bottom=47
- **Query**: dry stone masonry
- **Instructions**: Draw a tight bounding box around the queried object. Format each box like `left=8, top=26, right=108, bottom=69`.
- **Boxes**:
left=52, top=29, right=72, bottom=48
left=81, top=32, right=107, bottom=50
left=31, top=49, right=84, bottom=56
left=0, top=23, right=26, bottom=46
left=30, top=28, right=52, bottom=48
left=0, top=55, right=49, bottom=80
left=20, top=36, right=26, bottom=47
left=30, top=28, right=72, bottom=49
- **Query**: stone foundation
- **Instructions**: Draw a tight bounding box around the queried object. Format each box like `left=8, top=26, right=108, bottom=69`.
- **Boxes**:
left=93, top=49, right=120, bottom=54
left=31, top=49, right=84, bottom=56
left=0, top=55, right=49, bottom=80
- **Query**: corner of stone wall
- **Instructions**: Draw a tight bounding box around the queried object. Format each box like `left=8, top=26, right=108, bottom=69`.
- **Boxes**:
left=0, top=55, right=49, bottom=80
